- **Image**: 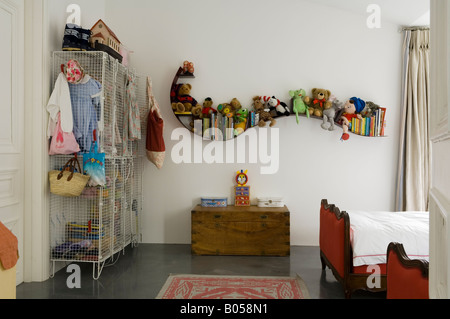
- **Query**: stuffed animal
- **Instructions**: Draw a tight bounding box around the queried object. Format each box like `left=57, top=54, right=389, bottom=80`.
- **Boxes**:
left=171, top=83, right=201, bottom=113
left=234, top=109, right=249, bottom=136
left=260, top=96, right=290, bottom=117
left=360, top=101, right=380, bottom=118
left=304, top=88, right=332, bottom=117
left=182, top=61, right=195, bottom=75
left=340, top=97, right=365, bottom=141
left=218, top=98, right=242, bottom=119
left=253, top=97, right=276, bottom=127
left=322, top=99, right=344, bottom=131
left=289, top=89, right=309, bottom=124
left=200, top=97, right=217, bottom=119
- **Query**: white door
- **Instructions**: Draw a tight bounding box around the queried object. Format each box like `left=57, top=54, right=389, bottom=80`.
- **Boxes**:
left=429, top=0, right=450, bottom=299
left=0, top=0, right=25, bottom=285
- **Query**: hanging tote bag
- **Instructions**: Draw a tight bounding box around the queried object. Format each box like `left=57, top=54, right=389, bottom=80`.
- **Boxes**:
left=49, top=113, right=80, bottom=155
left=49, top=156, right=90, bottom=197
left=82, top=131, right=106, bottom=187
left=146, top=77, right=166, bottom=169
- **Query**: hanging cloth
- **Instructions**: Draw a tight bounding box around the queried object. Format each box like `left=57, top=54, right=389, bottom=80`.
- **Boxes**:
left=146, top=77, right=165, bottom=169
left=46, top=72, right=73, bottom=138
left=123, top=74, right=141, bottom=156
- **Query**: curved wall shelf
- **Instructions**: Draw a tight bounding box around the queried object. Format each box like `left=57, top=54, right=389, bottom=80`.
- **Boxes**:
left=169, top=67, right=387, bottom=141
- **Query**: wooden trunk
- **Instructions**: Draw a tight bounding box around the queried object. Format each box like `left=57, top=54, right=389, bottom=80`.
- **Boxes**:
left=191, top=205, right=290, bottom=256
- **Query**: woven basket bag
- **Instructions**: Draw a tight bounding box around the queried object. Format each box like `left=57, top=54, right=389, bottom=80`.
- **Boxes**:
left=49, top=156, right=90, bottom=197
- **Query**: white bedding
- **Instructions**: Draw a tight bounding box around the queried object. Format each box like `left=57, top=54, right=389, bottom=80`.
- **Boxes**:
left=347, top=210, right=429, bottom=267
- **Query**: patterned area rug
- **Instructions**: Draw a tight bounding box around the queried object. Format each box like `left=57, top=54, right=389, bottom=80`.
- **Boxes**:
left=156, top=274, right=310, bottom=299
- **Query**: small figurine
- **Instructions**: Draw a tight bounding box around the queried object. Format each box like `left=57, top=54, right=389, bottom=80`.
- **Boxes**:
left=183, top=61, right=195, bottom=75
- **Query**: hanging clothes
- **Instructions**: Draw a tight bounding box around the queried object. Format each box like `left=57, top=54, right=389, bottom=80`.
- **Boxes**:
left=68, top=74, right=102, bottom=153
left=46, top=72, right=73, bottom=138
left=123, top=74, right=141, bottom=156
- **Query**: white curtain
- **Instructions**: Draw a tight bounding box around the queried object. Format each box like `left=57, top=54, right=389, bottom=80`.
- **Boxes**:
left=395, top=29, right=430, bottom=212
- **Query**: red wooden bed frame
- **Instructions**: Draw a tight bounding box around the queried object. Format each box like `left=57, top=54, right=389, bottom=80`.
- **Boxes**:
left=319, top=199, right=387, bottom=298
left=386, top=242, right=429, bottom=299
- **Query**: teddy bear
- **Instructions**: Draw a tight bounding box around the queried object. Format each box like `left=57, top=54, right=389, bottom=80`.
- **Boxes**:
left=217, top=98, right=243, bottom=119
left=253, top=97, right=276, bottom=127
left=289, top=89, right=309, bottom=124
left=171, top=83, right=201, bottom=113
left=198, top=97, right=217, bottom=119
left=304, top=88, right=332, bottom=117
left=340, top=97, right=365, bottom=141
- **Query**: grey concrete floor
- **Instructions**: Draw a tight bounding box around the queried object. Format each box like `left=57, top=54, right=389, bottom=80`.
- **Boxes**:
left=16, top=244, right=385, bottom=299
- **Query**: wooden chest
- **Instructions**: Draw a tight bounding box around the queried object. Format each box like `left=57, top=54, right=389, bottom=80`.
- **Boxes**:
left=191, top=205, right=290, bottom=256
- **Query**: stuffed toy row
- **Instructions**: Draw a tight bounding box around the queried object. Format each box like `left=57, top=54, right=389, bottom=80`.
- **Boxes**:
left=170, top=82, right=380, bottom=141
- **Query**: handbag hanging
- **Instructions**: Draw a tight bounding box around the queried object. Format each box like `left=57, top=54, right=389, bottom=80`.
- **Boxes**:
left=49, top=113, right=80, bottom=155
left=146, top=77, right=166, bottom=169
left=82, top=130, right=106, bottom=187
left=49, top=155, right=90, bottom=197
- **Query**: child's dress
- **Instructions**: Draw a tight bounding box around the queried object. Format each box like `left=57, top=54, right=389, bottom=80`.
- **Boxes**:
left=68, top=74, right=102, bottom=153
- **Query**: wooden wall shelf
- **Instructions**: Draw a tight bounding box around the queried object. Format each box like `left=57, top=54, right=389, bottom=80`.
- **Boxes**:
left=169, top=67, right=387, bottom=140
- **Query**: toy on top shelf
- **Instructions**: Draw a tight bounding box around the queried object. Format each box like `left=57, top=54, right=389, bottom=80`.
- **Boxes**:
left=289, top=89, right=310, bottom=124
left=304, top=88, right=332, bottom=118
left=89, top=19, right=123, bottom=62
left=340, top=97, right=365, bottom=141
left=322, top=96, right=344, bottom=132
left=182, top=61, right=195, bottom=76
left=253, top=97, right=277, bottom=128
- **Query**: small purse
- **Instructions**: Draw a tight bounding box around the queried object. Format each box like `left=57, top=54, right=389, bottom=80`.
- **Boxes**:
left=82, top=133, right=106, bottom=187
left=49, top=156, right=90, bottom=197
left=49, top=113, right=80, bottom=155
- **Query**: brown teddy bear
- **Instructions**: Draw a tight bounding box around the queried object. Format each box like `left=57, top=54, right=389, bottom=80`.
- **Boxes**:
left=218, top=98, right=243, bottom=118
left=171, top=83, right=200, bottom=113
left=304, top=88, right=332, bottom=117
left=253, top=97, right=276, bottom=127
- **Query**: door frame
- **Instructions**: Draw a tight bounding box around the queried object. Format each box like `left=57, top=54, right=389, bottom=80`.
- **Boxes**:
left=23, top=0, right=50, bottom=283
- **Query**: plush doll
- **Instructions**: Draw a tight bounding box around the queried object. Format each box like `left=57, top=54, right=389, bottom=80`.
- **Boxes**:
left=322, top=99, right=344, bottom=131
left=218, top=98, right=242, bottom=119
left=182, top=61, right=195, bottom=75
left=233, top=108, right=249, bottom=136
left=360, top=101, right=380, bottom=118
left=289, top=89, right=309, bottom=124
left=340, top=97, right=365, bottom=141
left=304, top=88, right=332, bottom=117
left=253, top=97, right=276, bottom=127
left=260, top=96, right=290, bottom=117
left=171, top=83, right=201, bottom=113
left=200, top=97, right=217, bottom=119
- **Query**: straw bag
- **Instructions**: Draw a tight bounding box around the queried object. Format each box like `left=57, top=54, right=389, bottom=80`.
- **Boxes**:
left=49, top=156, right=90, bottom=197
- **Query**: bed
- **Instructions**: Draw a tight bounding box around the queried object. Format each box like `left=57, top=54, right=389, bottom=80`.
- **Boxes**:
left=386, top=242, right=429, bottom=299
left=319, top=199, right=429, bottom=298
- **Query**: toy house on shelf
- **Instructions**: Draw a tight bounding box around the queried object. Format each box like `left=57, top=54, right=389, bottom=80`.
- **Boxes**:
left=90, top=19, right=123, bottom=62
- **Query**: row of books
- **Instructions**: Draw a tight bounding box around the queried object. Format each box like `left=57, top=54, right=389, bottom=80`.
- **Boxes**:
left=350, top=108, right=386, bottom=137
left=193, top=111, right=260, bottom=141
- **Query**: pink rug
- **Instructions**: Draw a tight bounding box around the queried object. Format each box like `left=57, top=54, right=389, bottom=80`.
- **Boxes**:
left=156, top=274, right=310, bottom=299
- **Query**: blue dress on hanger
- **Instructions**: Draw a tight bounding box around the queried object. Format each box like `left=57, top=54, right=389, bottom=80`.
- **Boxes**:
left=68, top=75, right=102, bottom=153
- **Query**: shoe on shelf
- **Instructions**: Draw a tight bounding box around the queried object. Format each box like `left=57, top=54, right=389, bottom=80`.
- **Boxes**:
left=62, top=23, right=81, bottom=51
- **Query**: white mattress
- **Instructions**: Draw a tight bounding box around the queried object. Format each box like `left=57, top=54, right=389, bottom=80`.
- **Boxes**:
left=347, top=210, right=429, bottom=267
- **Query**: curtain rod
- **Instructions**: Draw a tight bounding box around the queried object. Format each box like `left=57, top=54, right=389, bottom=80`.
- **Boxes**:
left=400, top=26, right=430, bottom=32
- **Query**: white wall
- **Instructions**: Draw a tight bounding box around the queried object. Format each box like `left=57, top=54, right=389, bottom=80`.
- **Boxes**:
left=48, top=0, right=403, bottom=246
